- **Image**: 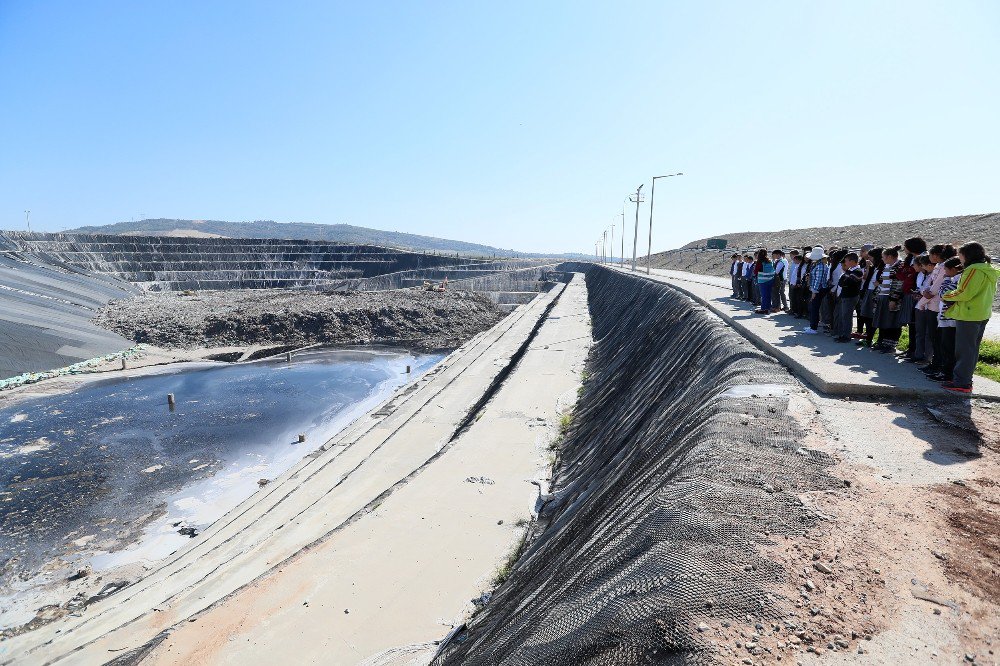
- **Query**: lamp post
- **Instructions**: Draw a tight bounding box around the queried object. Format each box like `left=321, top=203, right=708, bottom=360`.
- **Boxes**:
left=602, top=230, right=607, bottom=265
left=618, top=211, right=625, bottom=265
left=646, top=173, right=683, bottom=274
left=25, top=210, right=30, bottom=233
left=609, top=221, right=615, bottom=266
left=629, top=185, right=644, bottom=271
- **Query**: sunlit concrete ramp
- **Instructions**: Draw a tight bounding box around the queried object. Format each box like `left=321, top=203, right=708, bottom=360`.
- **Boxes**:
left=635, top=268, right=1000, bottom=400
left=0, top=275, right=591, bottom=665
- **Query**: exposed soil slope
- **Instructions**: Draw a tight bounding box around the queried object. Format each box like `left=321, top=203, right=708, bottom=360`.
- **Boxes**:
left=674, top=212, right=999, bottom=255
left=95, top=289, right=505, bottom=352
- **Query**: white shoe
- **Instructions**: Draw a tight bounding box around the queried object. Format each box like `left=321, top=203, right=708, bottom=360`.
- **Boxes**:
left=801, top=327, right=818, bottom=334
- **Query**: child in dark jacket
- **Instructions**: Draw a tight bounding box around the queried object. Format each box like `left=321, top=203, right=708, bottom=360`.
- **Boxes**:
left=833, top=253, right=864, bottom=342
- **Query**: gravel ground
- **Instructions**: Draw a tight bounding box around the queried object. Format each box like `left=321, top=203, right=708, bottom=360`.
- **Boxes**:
left=95, top=289, right=506, bottom=352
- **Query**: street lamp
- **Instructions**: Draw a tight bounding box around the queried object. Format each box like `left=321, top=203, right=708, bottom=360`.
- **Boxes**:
left=629, top=185, right=644, bottom=271
left=608, top=218, right=615, bottom=266
left=618, top=212, right=625, bottom=265
left=646, top=173, right=683, bottom=274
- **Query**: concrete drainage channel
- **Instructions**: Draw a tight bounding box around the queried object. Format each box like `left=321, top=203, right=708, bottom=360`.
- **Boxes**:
left=434, top=265, right=841, bottom=664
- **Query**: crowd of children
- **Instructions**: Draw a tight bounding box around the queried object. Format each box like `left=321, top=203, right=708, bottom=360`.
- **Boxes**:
left=728, top=239, right=1000, bottom=393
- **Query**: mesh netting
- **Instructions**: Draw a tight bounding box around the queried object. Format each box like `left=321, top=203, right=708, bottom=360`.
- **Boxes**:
left=435, top=266, right=838, bottom=665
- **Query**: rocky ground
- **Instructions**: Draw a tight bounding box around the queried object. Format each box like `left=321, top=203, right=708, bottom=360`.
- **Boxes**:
left=95, top=288, right=506, bottom=352
left=705, top=392, right=1000, bottom=665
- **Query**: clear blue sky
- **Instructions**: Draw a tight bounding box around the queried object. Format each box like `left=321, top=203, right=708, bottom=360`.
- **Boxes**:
left=1, top=1, right=997, bottom=254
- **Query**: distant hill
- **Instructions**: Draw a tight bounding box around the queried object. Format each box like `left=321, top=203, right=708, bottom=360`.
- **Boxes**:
left=65, top=219, right=582, bottom=258
left=675, top=212, right=1000, bottom=255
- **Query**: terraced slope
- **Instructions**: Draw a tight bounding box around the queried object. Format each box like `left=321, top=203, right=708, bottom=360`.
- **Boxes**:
left=0, top=232, right=475, bottom=292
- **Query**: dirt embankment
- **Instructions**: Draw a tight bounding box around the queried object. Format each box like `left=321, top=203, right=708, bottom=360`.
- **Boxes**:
left=670, top=212, right=1000, bottom=255
left=95, top=289, right=506, bottom=352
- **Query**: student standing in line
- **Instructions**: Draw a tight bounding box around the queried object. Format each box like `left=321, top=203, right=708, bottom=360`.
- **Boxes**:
left=754, top=249, right=776, bottom=315
left=919, top=244, right=957, bottom=373
left=771, top=250, right=788, bottom=312
left=857, top=248, right=885, bottom=347
left=834, top=253, right=864, bottom=342
left=788, top=254, right=803, bottom=318
left=926, top=258, right=964, bottom=383
left=742, top=254, right=755, bottom=303
left=911, top=255, right=934, bottom=362
left=801, top=247, right=829, bottom=335
left=855, top=244, right=874, bottom=331
left=825, top=249, right=847, bottom=335
left=798, top=247, right=814, bottom=318
left=795, top=249, right=810, bottom=317
left=730, top=253, right=742, bottom=298
left=897, top=237, right=928, bottom=359
left=941, top=242, right=1000, bottom=393
left=750, top=253, right=762, bottom=306
left=872, top=247, right=906, bottom=353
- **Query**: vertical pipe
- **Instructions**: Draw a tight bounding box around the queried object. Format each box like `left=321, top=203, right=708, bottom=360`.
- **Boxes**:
left=631, top=184, right=643, bottom=271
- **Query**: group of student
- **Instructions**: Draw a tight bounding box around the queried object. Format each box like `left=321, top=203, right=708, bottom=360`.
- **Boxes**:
left=729, top=239, right=1000, bottom=393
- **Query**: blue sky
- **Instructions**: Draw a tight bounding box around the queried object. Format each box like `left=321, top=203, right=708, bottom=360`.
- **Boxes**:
left=1, top=1, right=997, bottom=254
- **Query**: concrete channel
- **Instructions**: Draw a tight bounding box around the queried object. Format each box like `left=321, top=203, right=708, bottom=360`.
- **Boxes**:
left=1, top=274, right=592, bottom=665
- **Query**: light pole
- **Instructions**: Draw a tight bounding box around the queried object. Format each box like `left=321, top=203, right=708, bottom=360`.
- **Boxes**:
left=619, top=211, right=626, bottom=265
left=630, top=184, right=644, bottom=271
left=608, top=222, right=615, bottom=266
left=646, top=173, right=683, bottom=274
left=602, top=230, right=607, bottom=265
left=24, top=210, right=30, bottom=233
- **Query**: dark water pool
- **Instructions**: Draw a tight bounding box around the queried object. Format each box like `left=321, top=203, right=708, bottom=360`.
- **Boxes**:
left=0, top=347, right=441, bottom=628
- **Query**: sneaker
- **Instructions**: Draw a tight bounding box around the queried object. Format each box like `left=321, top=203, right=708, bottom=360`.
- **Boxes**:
left=942, top=382, right=972, bottom=393
left=920, top=366, right=940, bottom=375
left=754, top=309, right=769, bottom=315
left=850, top=332, right=863, bottom=339
left=834, top=336, right=850, bottom=343
left=801, top=327, right=818, bottom=335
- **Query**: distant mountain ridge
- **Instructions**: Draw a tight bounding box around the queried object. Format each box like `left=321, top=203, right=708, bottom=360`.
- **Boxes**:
left=64, top=219, right=580, bottom=258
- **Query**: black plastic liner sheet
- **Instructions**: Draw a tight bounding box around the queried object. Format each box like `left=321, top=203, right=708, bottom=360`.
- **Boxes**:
left=436, top=266, right=838, bottom=665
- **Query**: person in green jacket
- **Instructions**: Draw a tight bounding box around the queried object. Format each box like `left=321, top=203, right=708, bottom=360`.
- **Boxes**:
left=941, top=242, right=1000, bottom=392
